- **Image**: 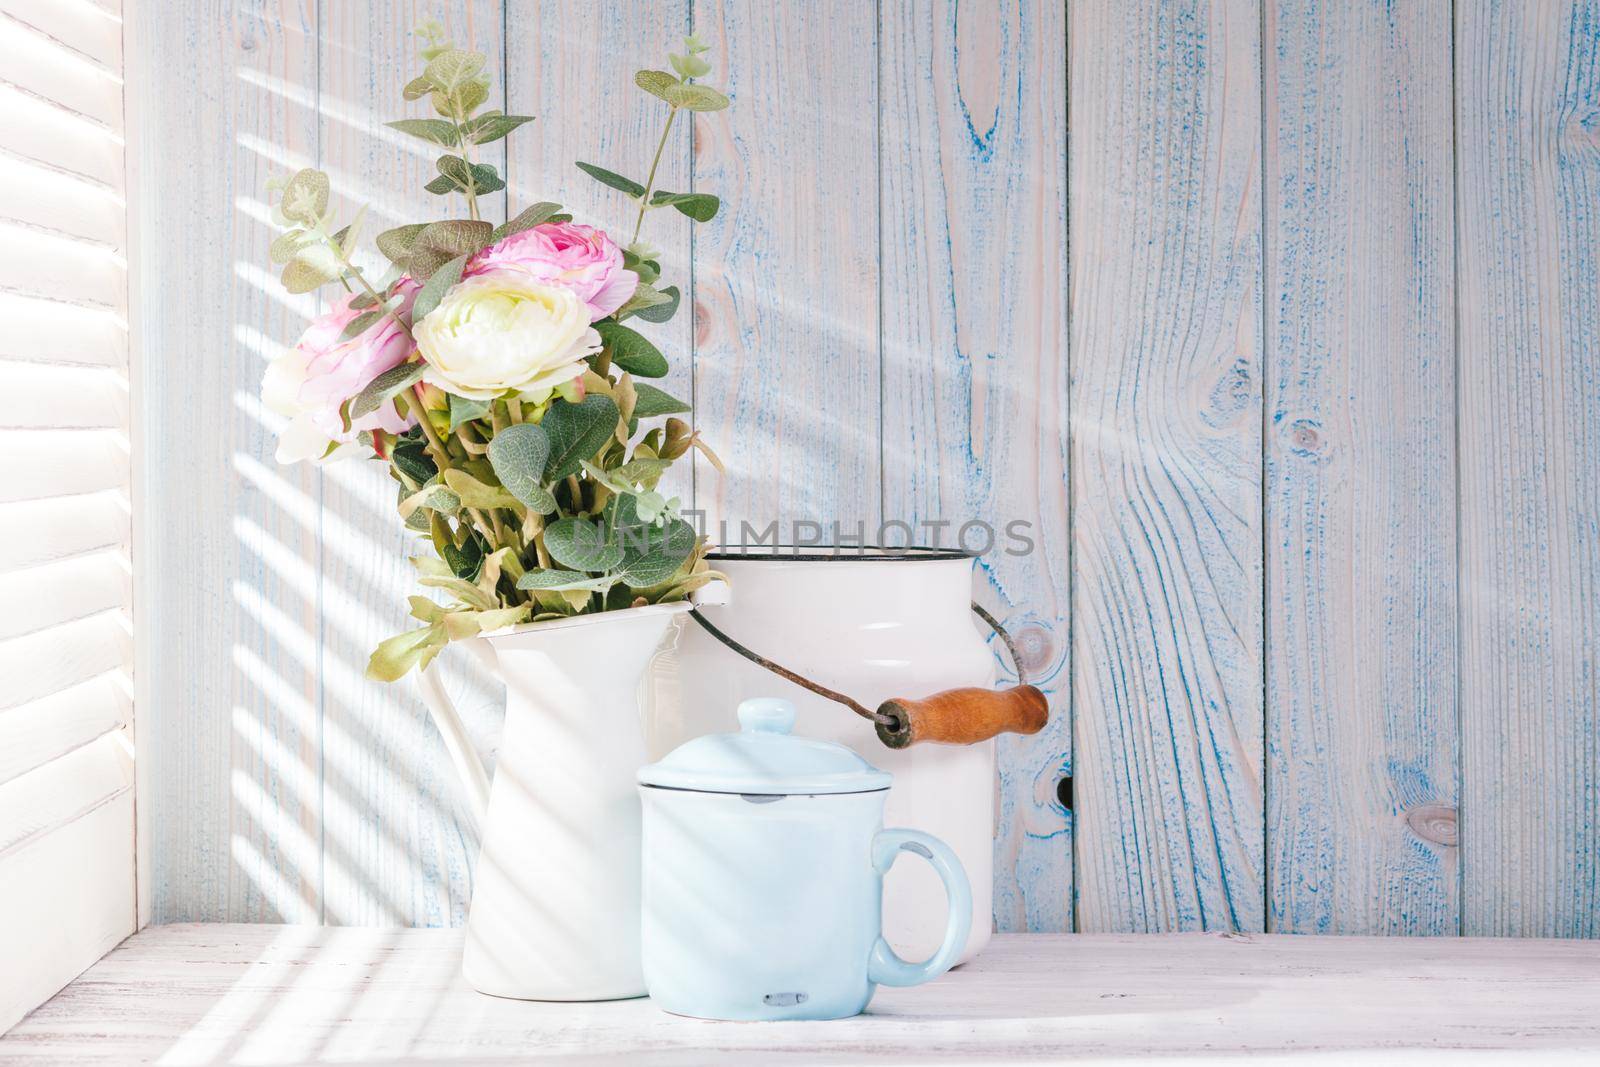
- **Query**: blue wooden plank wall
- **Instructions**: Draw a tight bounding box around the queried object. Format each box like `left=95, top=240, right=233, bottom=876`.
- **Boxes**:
left=139, top=0, right=1599, bottom=936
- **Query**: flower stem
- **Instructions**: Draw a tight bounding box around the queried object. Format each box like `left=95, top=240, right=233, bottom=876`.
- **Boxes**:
left=632, top=106, right=678, bottom=245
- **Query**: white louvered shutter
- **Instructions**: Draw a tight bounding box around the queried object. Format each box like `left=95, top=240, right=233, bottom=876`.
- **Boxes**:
left=0, top=0, right=136, bottom=1034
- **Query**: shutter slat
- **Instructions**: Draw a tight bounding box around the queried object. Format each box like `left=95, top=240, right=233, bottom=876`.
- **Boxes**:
left=0, top=361, right=125, bottom=429
left=0, top=291, right=126, bottom=367
left=0, top=492, right=128, bottom=574
left=0, top=155, right=125, bottom=248
left=0, top=429, right=127, bottom=503
left=0, top=82, right=122, bottom=190
left=0, top=221, right=124, bottom=309
left=0, top=672, right=129, bottom=786
left=0, top=729, right=131, bottom=857
left=0, top=1, right=123, bottom=72
left=0, top=17, right=122, bottom=130
left=0, top=610, right=129, bottom=711
left=0, top=549, right=127, bottom=640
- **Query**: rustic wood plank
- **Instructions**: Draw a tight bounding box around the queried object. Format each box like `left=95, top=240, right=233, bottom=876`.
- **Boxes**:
left=137, top=1, right=323, bottom=924
left=689, top=0, right=879, bottom=540
left=1263, top=0, right=1459, bottom=934
left=1457, top=0, right=1600, bottom=938
left=1069, top=0, right=1265, bottom=932
left=7, top=926, right=1600, bottom=1062
left=877, top=0, right=1070, bottom=931
left=506, top=0, right=694, bottom=504
left=315, top=0, right=505, bottom=927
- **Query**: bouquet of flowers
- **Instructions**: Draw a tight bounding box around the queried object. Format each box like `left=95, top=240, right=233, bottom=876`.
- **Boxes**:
left=261, top=23, right=727, bottom=681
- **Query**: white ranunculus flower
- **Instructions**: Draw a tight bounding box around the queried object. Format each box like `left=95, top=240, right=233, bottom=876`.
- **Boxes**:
left=413, top=270, right=600, bottom=401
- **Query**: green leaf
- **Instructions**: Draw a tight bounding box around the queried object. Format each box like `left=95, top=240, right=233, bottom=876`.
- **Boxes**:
left=434, top=155, right=505, bottom=196
left=423, top=49, right=486, bottom=93
left=515, top=568, right=613, bottom=592
left=632, top=284, right=680, bottom=324
left=446, top=393, right=490, bottom=431
left=575, top=161, right=646, bottom=199
left=350, top=361, right=424, bottom=419
left=449, top=78, right=490, bottom=118
left=386, top=118, right=459, bottom=147
left=631, top=382, right=691, bottom=418
left=280, top=257, right=338, bottom=294
left=439, top=531, right=486, bottom=582
left=634, top=69, right=679, bottom=102
left=595, top=321, right=668, bottom=378
left=669, top=52, right=711, bottom=79
left=541, top=395, right=621, bottom=480
left=338, top=308, right=382, bottom=342
left=268, top=229, right=308, bottom=264
left=406, top=219, right=492, bottom=280
left=424, top=174, right=456, bottom=195
left=350, top=288, right=380, bottom=310
left=402, top=75, right=433, bottom=101
left=397, top=480, right=462, bottom=520
left=366, top=623, right=447, bottom=681
left=281, top=168, right=329, bottom=224
left=649, top=190, right=720, bottom=222
left=544, top=516, right=625, bottom=572
left=486, top=422, right=553, bottom=509
left=470, top=162, right=505, bottom=194
left=492, top=201, right=563, bottom=241
left=376, top=222, right=428, bottom=266
left=615, top=504, right=697, bottom=587
left=420, top=573, right=496, bottom=609
left=442, top=468, right=521, bottom=510
left=391, top=432, right=437, bottom=485
left=667, top=83, right=731, bottom=111
left=412, top=252, right=467, bottom=321
left=462, top=112, right=534, bottom=144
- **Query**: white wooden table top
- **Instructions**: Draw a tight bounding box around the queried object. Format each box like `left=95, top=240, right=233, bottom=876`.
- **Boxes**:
left=4, top=926, right=1599, bottom=1065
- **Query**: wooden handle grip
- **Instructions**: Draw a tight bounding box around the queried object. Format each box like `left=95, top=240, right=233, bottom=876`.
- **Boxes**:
left=874, top=685, right=1049, bottom=749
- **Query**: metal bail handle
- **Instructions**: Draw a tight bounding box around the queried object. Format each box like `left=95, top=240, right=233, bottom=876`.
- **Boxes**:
left=687, top=603, right=1049, bottom=750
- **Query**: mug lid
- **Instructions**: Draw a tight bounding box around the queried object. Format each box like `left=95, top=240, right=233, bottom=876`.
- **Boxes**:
left=638, top=697, right=892, bottom=795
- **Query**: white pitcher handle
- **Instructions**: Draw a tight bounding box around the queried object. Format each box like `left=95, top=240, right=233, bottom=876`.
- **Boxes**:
left=418, top=650, right=492, bottom=830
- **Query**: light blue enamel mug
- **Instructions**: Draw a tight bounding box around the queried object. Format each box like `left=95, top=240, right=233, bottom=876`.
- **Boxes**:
left=637, top=697, right=972, bottom=1021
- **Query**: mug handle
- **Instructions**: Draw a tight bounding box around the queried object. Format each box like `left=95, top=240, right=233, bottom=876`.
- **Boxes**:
left=867, top=828, right=972, bottom=987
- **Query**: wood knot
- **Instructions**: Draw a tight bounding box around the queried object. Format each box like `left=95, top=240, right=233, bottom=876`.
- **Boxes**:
left=1012, top=622, right=1057, bottom=677
left=1405, top=803, right=1458, bottom=847
left=693, top=300, right=712, bottom=345
left=1287, top=417, right=1325, bottom=456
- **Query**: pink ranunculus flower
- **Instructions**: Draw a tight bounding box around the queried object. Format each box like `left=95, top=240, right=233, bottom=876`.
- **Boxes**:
left=262, top=281, right=419, bottom=463
left=466, top=221, right=638, bottom=322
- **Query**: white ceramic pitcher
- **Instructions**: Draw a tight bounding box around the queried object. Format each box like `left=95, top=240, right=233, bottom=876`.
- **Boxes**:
left=417, top=601, right=691, bottom=1001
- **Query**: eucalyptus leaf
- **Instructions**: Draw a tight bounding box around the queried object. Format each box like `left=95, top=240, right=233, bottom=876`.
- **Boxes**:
left=268, top=230, right=307, bottom=264
left=350, top=288, right=381, bottom=310
left=446, top=392, right=490, bottom=431
left=631, top=382, right=691, bottom=418
left=397, top=481, right=462, bottom=520
left=666, top=83, right=731, bottom=112
left=280, top=257, right=337, bottom=294
left=423, top=49, right=486, bottom=93
left=649, top=190, right=719, bottom=222
left=386, top=118, right=459, bottom=147
left=669, top=52, right=711, bottom=79
left=634, top=69, right=679, bottom=102
left=412, top=252, right=467, bottom=321
left=619, top=516, right=696, bottom=587
left=515, top=568, right=614, bottom=592
left=338, top=308, right=382, bottom=341
left=406, top=219, right=491, bottom=280
left=595, top=321, right=668, bottom=378
left=419, top=573, right=496, bottom=610
left=376, top=222, right=428, bottom=265
left=424, top=174, right=456, bottom=195
left=350, top=361, right=424, bottom=419
left=575, top=161, right=646, bottom=199
left=439, top=532, right=486, bottom=582
left=492, top=201, right=563, bottom=241
left=402, top=74, right=433, bottom=101
left=486, top=422, right=554, bottom=509
left=631, top=284, right=680, bottom=324
left=462, top=112, right=534, bottom=144
left=281, top=168, right=329, bottom=224
left=544, top=516, right=624, bottom=573
left=541, top=394, right=621, bottom=480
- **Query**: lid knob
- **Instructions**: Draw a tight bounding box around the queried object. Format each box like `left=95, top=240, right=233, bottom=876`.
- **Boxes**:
left=737, top=697, right=796, bottom=735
